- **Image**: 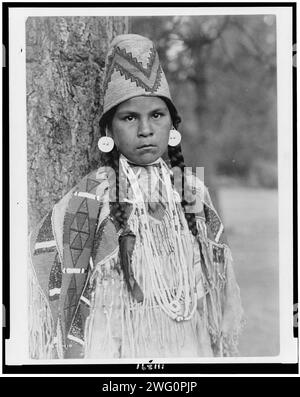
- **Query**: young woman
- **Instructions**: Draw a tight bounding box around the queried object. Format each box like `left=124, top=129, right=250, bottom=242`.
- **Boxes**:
left=29, top=34, right=244, bottom=359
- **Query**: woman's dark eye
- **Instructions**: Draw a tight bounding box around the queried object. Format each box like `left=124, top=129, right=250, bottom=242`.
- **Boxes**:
left=152, top=113, right=162, bottom=119
left=124, top=115, right=136, bottom=121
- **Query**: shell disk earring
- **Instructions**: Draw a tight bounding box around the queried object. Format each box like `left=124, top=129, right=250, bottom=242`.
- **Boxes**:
left=168, top=127, right=182, bottom=147
left=98, top=127, right=114, bottom=152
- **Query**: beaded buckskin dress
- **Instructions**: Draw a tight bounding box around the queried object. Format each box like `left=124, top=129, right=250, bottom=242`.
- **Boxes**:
left=29, top=155, right=244, bottom=359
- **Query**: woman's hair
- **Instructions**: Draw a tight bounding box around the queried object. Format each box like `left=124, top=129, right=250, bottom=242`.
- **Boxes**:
left=100, top=98, right=198, bottom=237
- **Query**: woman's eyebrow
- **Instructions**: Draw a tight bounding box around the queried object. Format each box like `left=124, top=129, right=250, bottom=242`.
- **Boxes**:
left=149, top=107, right=168, bottom=112
left=117, top=107, right=168, bottom=115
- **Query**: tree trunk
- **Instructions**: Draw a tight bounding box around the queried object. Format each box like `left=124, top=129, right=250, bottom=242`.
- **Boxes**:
left=26, top=16, right=129, bottom=230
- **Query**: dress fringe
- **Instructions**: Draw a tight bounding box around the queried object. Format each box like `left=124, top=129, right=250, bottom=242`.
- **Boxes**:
left=209, top=244, right=245, bottom=356
left=28, top=262, right=56, bottom=359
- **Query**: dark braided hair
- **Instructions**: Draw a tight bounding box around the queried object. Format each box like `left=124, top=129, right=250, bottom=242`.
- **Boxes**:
left=168, top=144, right=198, bottom=237
left=99, top=99, right=198, bottom=237
left=100, top=107, right=131, bottom=232
left=163, top=98, right=198, bottom=237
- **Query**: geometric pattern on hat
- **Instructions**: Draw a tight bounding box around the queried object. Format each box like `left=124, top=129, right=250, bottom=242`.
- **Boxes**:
left=103, top=45, right=162, bottom=96
left=99, top=34, right=178, bottom=125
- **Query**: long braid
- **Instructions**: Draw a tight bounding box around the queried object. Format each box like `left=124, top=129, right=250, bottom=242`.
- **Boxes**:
left=100, top=136, right=130, bottom=233
left=168, top=144, right=198, bottom=237
left=112, top=152, right=130, bottom=232
left=161, top=103, right=198, bottom=237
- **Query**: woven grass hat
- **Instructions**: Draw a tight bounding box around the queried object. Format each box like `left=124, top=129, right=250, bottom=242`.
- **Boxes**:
left=99, top=33, right=178, bottom=126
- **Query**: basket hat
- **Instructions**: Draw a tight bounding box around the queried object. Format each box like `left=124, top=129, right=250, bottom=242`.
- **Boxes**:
left=99, top=34, right=178, bottom=126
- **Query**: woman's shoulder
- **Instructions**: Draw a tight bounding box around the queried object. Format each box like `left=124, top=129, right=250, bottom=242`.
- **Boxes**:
left=55, top=166, right=110, bottom=208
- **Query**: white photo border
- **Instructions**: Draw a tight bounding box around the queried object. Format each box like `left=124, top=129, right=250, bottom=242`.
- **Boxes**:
left=5, top=3, right=298, bottom=370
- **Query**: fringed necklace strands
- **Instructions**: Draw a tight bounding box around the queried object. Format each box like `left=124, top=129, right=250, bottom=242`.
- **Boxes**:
left=120, top=155, right=198, bottom=322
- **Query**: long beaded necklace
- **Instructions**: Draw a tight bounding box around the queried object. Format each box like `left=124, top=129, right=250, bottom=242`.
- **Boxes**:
left=120, top=156, right=198, bottom=322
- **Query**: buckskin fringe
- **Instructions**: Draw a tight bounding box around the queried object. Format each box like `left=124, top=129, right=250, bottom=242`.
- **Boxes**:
left=84, top=249, right=121, bottom=358
left=28, top=261, right=56, bottom=359
left=195, top=218, right=244, bottom=357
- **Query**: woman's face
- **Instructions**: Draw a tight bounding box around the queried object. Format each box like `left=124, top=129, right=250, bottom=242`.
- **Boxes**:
left=110, top=96, right=172, bottom=165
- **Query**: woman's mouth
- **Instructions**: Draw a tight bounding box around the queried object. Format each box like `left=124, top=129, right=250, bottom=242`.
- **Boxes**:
left=137, top=144, right=157, bottom=150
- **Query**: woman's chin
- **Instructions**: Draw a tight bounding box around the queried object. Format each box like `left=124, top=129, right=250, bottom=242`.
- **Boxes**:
left=137, top=154, right=160, bottom=165
left=128, top=149, right=162, bottom=165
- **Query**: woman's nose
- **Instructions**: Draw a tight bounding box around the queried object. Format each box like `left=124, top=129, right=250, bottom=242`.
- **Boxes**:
left=138, top=118, right=153, bottom=137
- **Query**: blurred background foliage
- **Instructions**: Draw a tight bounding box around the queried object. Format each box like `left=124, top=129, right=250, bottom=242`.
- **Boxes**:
left=131, top=15, right=277, bottom=192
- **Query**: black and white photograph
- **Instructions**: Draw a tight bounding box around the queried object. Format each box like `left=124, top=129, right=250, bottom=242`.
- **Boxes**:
left=5, top=3, right=297, bottom=370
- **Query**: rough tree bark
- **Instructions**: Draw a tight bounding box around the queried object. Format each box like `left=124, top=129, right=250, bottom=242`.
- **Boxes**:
left=26, top=17, right=129, bottom=230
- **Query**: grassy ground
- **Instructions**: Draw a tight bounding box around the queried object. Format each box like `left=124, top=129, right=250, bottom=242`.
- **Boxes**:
left=219, top=186, right=279, bottom=357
